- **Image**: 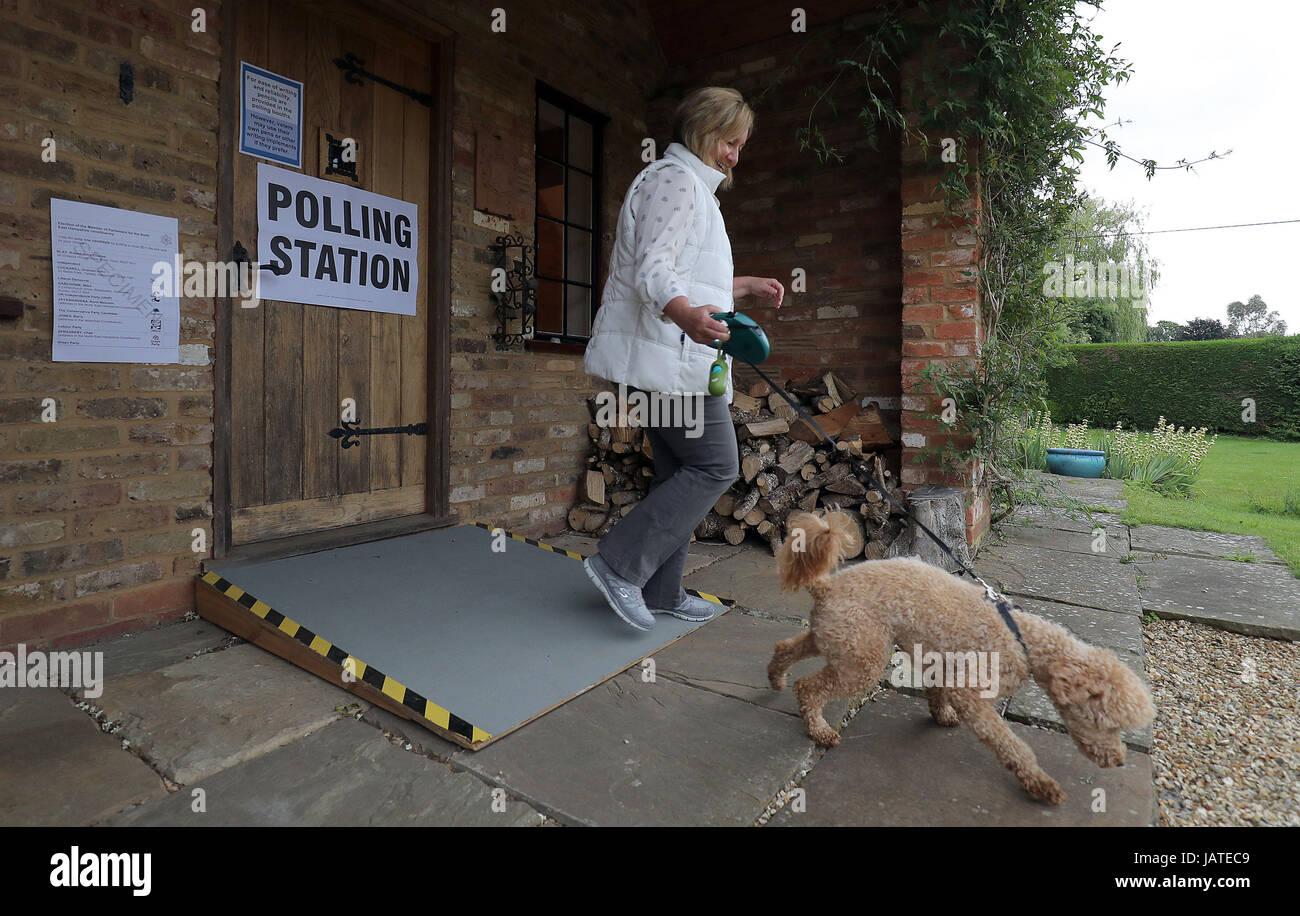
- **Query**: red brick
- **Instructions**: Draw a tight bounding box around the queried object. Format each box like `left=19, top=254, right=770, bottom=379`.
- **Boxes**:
left=934, top=321, right=978, bottom=339
left=901, top=341, right=949, bottom=358
left=931, top=248, right=976, bottom=266
left=897, top=305, right=939, bottom=323
left=47, top=608, right=186, bottom=650
left=902, top=270, right=945, bottom=287
left=0, top=599, right=111, bottom=648
left=901, top=230, right=948, bottom=251
left=111, top=577, right=195, bottom=620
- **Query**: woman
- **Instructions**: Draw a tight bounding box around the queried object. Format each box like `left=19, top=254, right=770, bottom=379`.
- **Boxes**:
left=582, top=87, right=784, bottom=631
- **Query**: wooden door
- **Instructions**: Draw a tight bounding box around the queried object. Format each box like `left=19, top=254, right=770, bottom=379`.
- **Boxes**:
left=226, top=0, right=436, bottom=545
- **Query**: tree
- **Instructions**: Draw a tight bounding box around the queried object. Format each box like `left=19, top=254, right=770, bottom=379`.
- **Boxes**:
left=1227, top=294, right=1288, bottom=337
left=1147, top=320, right=1182, bottom=342
left=1179, top=318, right=1229, bottom=341
left=1047, top=196, right=1158, bottom=344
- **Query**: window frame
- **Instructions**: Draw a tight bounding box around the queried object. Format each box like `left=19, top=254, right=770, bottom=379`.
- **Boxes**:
left=533, top=80, right=607, bottom=344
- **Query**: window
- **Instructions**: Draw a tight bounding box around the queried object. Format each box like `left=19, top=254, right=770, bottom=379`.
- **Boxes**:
left=535, top=83, right=605, bottom=341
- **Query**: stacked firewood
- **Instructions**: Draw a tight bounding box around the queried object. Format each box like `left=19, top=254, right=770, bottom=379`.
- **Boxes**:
left=568, top=370, right=909, bottom=559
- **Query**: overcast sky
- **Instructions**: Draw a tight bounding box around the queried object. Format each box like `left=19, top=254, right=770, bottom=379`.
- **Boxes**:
left=1075, top=0, right=1299, bottom=332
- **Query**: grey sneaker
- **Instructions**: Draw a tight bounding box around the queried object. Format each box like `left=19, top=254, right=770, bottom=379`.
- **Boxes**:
left=584, top=554, right=654, bottom=631
left=649, top=592, right=718, bottom=622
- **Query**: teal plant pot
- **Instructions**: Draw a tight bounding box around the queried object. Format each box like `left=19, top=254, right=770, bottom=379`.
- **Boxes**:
left=1045, top=448, right=1106, bottom=478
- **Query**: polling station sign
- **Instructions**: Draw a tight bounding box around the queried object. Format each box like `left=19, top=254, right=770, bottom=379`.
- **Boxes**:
left=257, top=163, right=419, bottom=316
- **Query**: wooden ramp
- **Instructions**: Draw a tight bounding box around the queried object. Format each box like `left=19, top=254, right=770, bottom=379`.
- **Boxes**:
left=196, top=523, right=734, bottom=750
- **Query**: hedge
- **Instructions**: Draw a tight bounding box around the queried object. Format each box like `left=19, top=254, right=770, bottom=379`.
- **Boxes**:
left=1045, top=336, right=1300, bottom=440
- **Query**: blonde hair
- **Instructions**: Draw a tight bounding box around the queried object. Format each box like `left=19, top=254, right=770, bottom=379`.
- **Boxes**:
left=671, top=87, right=754, bottom=192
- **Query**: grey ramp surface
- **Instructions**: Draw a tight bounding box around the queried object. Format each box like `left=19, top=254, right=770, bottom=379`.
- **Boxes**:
left=208, top=524, right=721, bottom=740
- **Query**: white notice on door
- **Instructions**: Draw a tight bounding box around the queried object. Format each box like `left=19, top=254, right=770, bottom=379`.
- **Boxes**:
left=50, top=198, right=180, bottom=364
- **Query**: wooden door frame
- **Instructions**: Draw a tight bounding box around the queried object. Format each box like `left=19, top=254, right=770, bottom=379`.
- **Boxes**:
left=212, top=0, right=458, bottom=563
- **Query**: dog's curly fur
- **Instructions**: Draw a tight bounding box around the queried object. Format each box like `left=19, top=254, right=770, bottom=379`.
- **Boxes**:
left=768, top=509, right=1156, bottom=804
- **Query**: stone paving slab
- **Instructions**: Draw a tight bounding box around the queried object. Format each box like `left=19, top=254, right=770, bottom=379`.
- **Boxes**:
left=92, top=643, right=353, bottom=785
left=974, top=541, right=1142, bottom=614
left=1013, top=595, right=1145, bottom=659
left=0, top=688, right=167, bottom=826
left=1030, top=472, right=1128, bottom=512
left=682, top=543, right=814, bottom=619
left=768, top=691, right=1154, bottom=826
left=650, top=609, right=850, bottom=723
left=989, top=522, right=1129, bottom=558
left=104, top=717, right=544, bottom=827
left=1135, top=553, right=1300, bottom=641
left=1007, top=503, right=1126, bottom=535
left=450, top=669, right=815, bottom=826
left=1129, top=524, right=1288, bottom=567
left=67, top=618, right=234, bottom=694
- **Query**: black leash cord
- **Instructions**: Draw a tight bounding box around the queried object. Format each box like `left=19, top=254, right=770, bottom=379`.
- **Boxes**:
left=740, top=360, right=1030, bottom=655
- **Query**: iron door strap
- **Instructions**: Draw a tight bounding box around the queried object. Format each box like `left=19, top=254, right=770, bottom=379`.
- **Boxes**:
left=328, top=420, right=428, bottom=449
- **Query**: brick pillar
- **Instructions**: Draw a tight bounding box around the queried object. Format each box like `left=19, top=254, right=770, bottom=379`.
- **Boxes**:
left=897, top=52, right=990, bottom=547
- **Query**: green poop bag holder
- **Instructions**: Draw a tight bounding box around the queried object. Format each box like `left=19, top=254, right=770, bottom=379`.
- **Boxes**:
left=707, top=311, right=770, bottom=395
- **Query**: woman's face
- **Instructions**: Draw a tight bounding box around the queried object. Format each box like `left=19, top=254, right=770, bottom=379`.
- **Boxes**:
left=709, top=131, right=748, bottom=178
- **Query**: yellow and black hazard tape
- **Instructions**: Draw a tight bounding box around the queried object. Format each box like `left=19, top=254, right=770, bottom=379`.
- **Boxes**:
left=469, top=521, right=736, bottom=608
left=199, top=571, right=491, bottom=745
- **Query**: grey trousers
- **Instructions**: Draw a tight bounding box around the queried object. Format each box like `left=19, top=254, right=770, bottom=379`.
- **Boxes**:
left=596, top=390, right=739, bottom=608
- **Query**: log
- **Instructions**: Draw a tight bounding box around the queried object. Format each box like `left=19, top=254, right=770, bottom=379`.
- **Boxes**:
left=743, top=508, right=765, bottom=526
left=776, top=440, right=814, bottom=476
left=740, top=447, right=776, bottom=482
left=756, top=480, right=804, bottom=523
left=748, top=380, right=772, bottom=398
left=724, top=523, right=747, bottom=546
left=833, top=510, right=866, bottom=560
left=715, top=491, right=737, bottom=516
left=789, top=402, right=860, bottom=443
left=695, top=511, right=729, bottom=540
left=815, top=395, right=837, bottom=413
left=755, top=470, right=779, bottom=497
left=584, top=469, right=606, bottom=505
left=839, top=403, right=895, bottom=447
left=568, top=504, right=608, bottom=532
left=826, top=371, right=856, bottom=404
left=738, top=418, right=790, bottom=440
left=733, top=485, right=762, bottom=520
left=799, top=488, right=820, bottom=512
left=731, top=391, right=763, bottom=413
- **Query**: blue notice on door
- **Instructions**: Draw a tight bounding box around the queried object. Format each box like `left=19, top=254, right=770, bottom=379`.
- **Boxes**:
left=239, top=61, right=303, bottom=169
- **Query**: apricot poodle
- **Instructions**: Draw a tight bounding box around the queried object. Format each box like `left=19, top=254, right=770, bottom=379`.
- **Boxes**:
left=768, top=509, right=1155, bottom=804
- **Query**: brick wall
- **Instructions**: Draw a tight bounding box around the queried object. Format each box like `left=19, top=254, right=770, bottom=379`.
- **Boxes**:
left=0, top=0, right=985, bottom=650
left=0, top=0, right=223, bottom=650
left=0, top=0, right=672, bottom=648
left=896, top=36, right=989, bottom=545
left=644, top=11, right=904, bottom=464
left=441, top=1, right=666, bottom=535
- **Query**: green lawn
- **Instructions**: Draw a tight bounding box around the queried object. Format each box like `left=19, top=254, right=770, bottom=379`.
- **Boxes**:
left=1120, top=435, right=1300, bottom=576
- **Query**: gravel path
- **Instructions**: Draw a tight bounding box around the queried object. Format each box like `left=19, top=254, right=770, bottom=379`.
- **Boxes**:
left=1143, top=617, right=1300, bottom=826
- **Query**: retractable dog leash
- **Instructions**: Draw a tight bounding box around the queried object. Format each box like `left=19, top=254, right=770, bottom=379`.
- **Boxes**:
left=709, top=312, right=1029, bottom=655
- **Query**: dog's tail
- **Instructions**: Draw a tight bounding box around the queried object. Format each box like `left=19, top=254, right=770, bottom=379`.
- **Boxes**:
left=777, top=509, right=858, bottom=593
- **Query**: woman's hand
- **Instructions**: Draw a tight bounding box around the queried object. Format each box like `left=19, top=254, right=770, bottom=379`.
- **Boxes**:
left=665, top=299, right=731, bottom=346
left=736, top=276, right=785, bottom=308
